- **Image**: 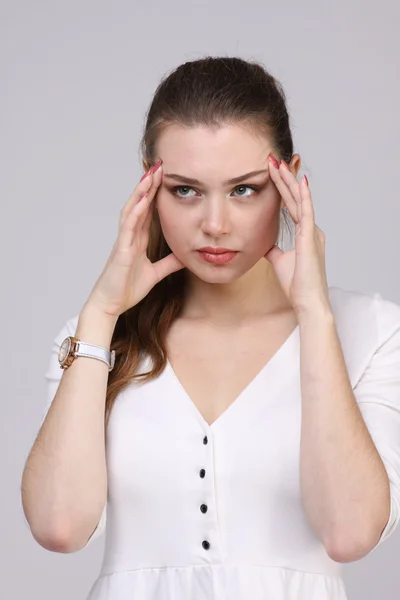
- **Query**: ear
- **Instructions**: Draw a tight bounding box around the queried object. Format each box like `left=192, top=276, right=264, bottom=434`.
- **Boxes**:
left=290, top=153, right=302, bottom=178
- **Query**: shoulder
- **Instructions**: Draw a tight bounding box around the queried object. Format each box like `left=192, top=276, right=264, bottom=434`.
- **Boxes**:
left=327, top=286, right=400, bottom=385
left=328, top=286, right=400, bottom=339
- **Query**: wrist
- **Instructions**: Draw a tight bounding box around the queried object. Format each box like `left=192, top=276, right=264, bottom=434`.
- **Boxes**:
left=77, top=304, right=119, bottom=349
left=297, top=304, right=334, bottom=328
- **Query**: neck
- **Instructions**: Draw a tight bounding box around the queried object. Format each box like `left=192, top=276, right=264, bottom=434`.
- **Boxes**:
left=181, top=259, right=290, bottom=326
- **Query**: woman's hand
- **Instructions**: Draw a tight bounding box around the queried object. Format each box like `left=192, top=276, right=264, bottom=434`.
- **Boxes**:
left=86, top=160, right=185, bottom=318
left=264, top=154, right=331, bottom=317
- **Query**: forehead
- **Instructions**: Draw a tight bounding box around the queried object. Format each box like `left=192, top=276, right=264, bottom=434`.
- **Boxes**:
left=156, top=124, right=272, bottom=170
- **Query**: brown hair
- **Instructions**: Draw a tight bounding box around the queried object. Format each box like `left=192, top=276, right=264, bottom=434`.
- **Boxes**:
left=105, top=55, right=297, bottom=427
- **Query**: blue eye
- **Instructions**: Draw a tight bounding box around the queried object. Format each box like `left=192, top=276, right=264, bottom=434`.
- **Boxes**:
left=234, top=185, right=259, bottom=197
left=172, top=186, right=196, bottom=198
left=171, top=185, right=259, bottom=199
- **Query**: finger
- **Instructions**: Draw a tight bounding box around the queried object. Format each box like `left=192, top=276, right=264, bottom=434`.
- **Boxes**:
left=142, top=198, right=155, bottom=235
left=119, top=161, right=163, bottom=224
left=118, top=191, right=154, bottom=250
left=134, top=162, right=164, bottom=232
left=119, top=169, right=154, bottom=226
left=299, top=175, right=315, bottom=235
left=133, top=166, right=163, bottom=235
left=268, top=158, right=300, bottom=223
left=119, top=163, right=162, bottom=244
left=279, top=161, right=305, bottom=222
left=279, top=162, right=302, bottom=203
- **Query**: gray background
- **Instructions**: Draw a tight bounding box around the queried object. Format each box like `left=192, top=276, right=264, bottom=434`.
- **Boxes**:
left=3, top=0, right=399, bottom=598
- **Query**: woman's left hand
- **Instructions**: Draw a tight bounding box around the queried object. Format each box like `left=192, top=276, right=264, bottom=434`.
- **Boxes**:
left=264, top=154, right=331, bottom=317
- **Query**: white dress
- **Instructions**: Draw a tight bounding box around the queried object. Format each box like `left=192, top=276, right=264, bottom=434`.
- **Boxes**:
left=25, top=286, right=400, bottom=599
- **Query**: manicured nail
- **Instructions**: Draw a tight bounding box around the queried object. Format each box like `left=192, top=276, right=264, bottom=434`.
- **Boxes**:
left=152, top=159, right=163, bottom=174
left=280, top=160, right=290, bottom=171
left=140, top=167, right=153, bottom=182
left=268, top=154, right=279, bottom=169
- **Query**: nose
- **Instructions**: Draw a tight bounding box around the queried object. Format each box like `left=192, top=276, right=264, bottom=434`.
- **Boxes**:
left=200, top=196, right=231, bottom=237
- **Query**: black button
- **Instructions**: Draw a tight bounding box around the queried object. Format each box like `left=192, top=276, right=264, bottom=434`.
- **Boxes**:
left=199, top=469, right=206, bottom=478
left=203, top=436, right=208, bottom=444
left=200, top=504, right=208, bottom=513
left=202, top=540, right=210, bottom=550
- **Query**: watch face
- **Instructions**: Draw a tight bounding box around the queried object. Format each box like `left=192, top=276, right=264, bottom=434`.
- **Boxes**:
left=59, top=338, right=72, bottom=363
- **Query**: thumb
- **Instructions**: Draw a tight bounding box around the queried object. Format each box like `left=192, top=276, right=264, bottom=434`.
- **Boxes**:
left=154, top=252, right=185, bottom=282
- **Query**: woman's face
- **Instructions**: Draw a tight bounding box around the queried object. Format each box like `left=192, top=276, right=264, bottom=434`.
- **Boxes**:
left=153, top=123, right=285, bottom=283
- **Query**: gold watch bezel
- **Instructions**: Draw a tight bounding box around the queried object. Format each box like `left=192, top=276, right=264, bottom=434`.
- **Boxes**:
left=58, top=336, right=79, bottom=369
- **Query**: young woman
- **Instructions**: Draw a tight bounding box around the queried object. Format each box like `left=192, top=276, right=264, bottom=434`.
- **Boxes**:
left=22, top=56, right=400, bottom=600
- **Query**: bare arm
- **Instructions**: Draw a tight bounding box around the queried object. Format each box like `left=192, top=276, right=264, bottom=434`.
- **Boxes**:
left=299, top=307, right=391, bottom=562
left=21, top=304, right=118, bottom=552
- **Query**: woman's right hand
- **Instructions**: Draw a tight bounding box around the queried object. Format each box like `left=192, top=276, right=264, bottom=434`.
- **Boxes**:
left=85, top=160, right=185, bottom=318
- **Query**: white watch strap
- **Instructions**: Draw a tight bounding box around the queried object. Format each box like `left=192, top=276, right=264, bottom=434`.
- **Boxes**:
left=75, top=341, right=116, bottom=371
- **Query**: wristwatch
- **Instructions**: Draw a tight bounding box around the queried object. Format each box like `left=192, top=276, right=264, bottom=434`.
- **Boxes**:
left=58, top=336, right=116, bottom=371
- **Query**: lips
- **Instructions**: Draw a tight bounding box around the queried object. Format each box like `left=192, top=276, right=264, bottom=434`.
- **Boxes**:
left=197, top=247, right=236, bottom=254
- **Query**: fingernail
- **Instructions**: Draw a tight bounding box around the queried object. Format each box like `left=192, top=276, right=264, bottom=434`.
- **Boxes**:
left=268, top=154, right=279, bottom=169
left=152, top=159, right=163, bottom=174
left=280, top=160, right=290, bottom=171
left=140, top=167, right=153, bottom=182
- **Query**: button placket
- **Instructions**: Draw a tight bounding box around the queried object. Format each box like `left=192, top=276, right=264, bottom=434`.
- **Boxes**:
left=201, top=432, right=211, bottom=550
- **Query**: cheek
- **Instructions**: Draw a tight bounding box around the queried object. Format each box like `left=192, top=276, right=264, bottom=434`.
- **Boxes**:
left=239, top=204, right=280, bottom=252
left=156, top=199, right=188, bottom=251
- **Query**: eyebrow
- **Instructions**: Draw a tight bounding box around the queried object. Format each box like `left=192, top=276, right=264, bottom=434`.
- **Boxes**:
left=163, top=169, right=269, bottom=186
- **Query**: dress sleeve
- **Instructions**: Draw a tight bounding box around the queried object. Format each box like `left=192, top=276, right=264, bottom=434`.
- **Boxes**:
left=353, top=293, right=400, bottom=555
left=23, top=317, right=107, bottom=548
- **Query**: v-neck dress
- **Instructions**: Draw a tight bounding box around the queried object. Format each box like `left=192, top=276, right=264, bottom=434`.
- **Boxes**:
left=25, top=286, right=400, bottom=599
